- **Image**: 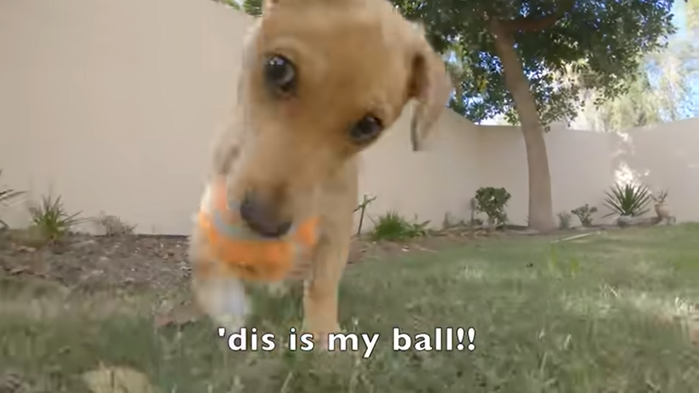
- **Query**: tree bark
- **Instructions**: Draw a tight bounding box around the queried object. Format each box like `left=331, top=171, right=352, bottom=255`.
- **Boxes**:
left=489, top=17, right=556, bottom=231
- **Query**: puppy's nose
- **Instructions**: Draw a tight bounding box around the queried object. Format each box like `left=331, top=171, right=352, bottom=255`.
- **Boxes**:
left=239, top=191, right=292, bottom=238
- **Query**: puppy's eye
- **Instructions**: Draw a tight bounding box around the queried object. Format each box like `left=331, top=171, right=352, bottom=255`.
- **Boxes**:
left=350, top=115, right=383, bottom=144
left=264, top=55, right=296, bottom=96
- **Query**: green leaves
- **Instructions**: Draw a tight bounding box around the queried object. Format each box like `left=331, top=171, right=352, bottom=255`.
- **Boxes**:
left=392, top=0, right=677, bottom=125
left=570, top=204, right=598, bottom=227
left=28, top=194, right=84, bottom=243
left=242, top=0, right=262, bottom=17
left=474, top=187, right=511, bottom=228
left=215, top=0, right=261, bottom=16
left=369, top=211, right=431, bottom=241
left=215, top=0, right=242, bottom=11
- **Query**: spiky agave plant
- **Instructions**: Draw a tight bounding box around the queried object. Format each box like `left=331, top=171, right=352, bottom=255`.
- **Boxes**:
left=603, top=183, right=651, bottom=217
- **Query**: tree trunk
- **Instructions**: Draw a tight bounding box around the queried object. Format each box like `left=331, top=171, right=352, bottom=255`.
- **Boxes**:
left=489, top=18, right=556, bottom=231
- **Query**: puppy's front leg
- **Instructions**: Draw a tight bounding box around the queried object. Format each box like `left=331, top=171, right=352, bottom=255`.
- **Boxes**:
left=303, top=235, right=350, bottom=350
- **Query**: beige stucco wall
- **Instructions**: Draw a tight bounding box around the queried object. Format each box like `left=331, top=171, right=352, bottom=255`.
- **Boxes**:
left=1, top=0, right=697, bottom=235
left=1, top=0, right=247, bottom=234
left=476, top=126, right=617, bottom=226
left=609, top=120, right=699, bottom=222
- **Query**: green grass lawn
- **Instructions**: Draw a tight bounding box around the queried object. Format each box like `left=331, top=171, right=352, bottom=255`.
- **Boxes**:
left=2, top=224, right=699, bottom=392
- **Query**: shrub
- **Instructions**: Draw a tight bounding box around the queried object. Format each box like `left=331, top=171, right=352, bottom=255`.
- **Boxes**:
left=603, top=183, right=651, bottom=217
left=474, top=187, right=511, bottom=228
left=405, top=219, right=430, bottom=238
left=369, top=211, right=430, bottom=241
left=557, top=212, right=572, bottom=230
left=571, top=204, right=597, bottom=227
left=28, top=194, right=83, bottom=243
left=94, top=212, right=136, bottom=236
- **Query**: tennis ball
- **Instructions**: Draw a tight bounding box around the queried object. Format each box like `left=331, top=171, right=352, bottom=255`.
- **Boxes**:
left=197, top=177, right=320, bottom=282
left=193, top=177, right=320, bottom=331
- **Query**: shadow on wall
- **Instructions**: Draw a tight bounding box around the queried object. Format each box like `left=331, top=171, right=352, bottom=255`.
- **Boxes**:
left=609, top=118, right=699, bottom=222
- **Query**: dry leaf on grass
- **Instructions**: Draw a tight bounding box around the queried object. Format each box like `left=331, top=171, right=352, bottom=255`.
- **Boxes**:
left=8, top=266, right=29, bottom=275
left=82, top=365, right=160, bottom=393
left=0, top=371, right=27, bottom=393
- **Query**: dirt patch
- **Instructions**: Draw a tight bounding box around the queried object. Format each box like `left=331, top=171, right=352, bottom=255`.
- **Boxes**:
left=0, top=225, right=599, bottom=290
left=0, top=233, right=191, bottom=291
left=347, top=229, right=494, bottom=263
left=0, top=227, right=495, bottom=290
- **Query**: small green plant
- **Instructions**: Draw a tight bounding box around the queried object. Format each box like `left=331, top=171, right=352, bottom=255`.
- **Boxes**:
left=28, top=194, right=83, bottom=242
left=603, top=183, right=651, bottom=217
left=474, top=187, right=511, bottom=228
left=94, top=212, right=135, bottom=236
left=0, top=169, right=25, bottom=230
left=557, top=212, right=572, bottom=230
left=406, top=216, right=431, bottom=238
left=651, top=189, right=669, bottom=204
left=369, top=211, right=429, bottom=241
left=571, top=204, right=597, bottom=227
left=369, top=211, right=408, bottom=241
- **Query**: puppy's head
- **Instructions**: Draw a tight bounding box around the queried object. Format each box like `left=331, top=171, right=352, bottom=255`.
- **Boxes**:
left=227, top=0, right=452, bottom=238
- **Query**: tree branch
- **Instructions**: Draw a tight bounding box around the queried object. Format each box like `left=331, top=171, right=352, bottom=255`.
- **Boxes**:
left=499, top=0, right=576, bottom=33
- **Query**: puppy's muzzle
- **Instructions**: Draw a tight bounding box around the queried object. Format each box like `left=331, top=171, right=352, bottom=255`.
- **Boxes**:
left=239, top=191, right=292, bottom=238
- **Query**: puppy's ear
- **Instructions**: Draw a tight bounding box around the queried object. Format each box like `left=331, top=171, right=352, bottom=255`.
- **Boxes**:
left=407, top=32, right=452, bottom=152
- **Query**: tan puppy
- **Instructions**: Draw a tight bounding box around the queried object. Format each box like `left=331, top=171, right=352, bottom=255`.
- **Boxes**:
left=189, top=0, right=452, bottom=348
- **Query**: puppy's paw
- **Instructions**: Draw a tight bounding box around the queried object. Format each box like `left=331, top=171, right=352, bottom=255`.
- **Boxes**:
left=192, top=275, right=251, bottom=332
left=308, top=325, right=342, bottom=351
